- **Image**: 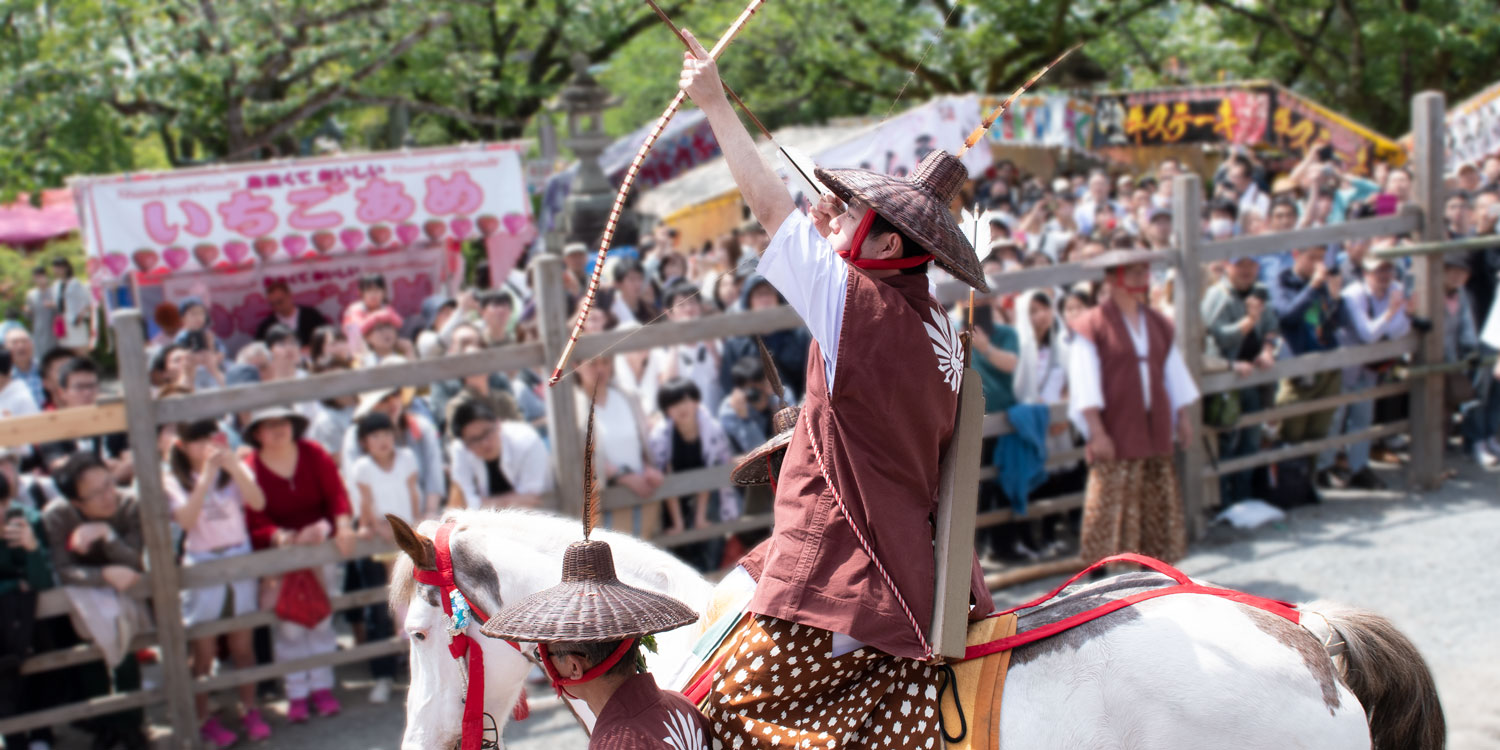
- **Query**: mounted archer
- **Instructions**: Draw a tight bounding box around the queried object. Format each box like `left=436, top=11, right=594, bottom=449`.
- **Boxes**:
left=677, top=25, right=995, bottom=749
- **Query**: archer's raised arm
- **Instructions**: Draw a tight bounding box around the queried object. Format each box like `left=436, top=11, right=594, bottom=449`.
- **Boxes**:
left=679, top=29, right=795, bottom=235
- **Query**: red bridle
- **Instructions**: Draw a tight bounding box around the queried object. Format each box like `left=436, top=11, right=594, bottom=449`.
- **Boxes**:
left=412, top=522, right=529, bottom=750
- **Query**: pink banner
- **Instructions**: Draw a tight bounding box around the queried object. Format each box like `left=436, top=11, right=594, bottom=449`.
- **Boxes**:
left=158, top=245, right=445, bottom=353
left=72, top=144, right=532, bottom=286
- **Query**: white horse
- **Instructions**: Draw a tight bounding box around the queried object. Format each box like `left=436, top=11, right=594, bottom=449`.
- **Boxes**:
left=388, top=510, right=1444, bottom=750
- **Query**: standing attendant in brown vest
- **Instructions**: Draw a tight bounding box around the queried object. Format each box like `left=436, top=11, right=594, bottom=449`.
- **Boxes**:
left=679, top=31, right=992, bottom=750
left=1067, top=250, right=1201, bottom=564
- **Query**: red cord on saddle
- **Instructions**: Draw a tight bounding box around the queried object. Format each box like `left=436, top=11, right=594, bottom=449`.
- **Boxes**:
left=963, top=553, right=1300, bottom=661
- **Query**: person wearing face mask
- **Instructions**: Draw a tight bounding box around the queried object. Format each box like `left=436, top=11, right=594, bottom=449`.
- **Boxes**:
left=1067, top=250, right=1200, bottom=565
left=1205, top=198, right=1240, bottom=241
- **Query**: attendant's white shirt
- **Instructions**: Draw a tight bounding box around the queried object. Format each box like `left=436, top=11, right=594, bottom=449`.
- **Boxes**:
left=1066, top=307, right=1199, bottom=440
left=759, top=212, right=848, bottom=392
left=448, top=421, right=551, bottom=509
left=351, top=448, right=420, bottom=521
left=0, top=378, right=39, bottom=418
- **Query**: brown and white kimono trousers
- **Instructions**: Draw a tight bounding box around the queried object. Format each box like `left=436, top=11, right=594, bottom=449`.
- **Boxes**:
left=1067, top=299, right=1199, bottom=563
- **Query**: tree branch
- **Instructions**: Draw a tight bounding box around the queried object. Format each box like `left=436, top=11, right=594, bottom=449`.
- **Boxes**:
left=225, top=12, right=452, bottom=160
left=846, top=12, right=960, bottom=93
left=344, top=94, right=519, bottom=128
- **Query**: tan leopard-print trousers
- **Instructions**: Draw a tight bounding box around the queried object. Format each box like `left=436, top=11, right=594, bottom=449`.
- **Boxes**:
left=1080, top=456, right=1187, bottom=564
left=703, top=615, right=943, bottom=750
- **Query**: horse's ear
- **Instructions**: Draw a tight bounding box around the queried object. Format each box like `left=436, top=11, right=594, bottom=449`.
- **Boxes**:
left=388, top=514, right=436, bottom=570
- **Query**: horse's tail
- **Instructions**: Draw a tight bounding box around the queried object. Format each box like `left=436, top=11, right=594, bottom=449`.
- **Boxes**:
left=1309, top=602, right=1446, bottom=750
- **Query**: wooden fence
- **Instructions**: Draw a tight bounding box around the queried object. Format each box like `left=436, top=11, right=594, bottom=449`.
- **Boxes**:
left=0, top=91, right=1467, bottom=746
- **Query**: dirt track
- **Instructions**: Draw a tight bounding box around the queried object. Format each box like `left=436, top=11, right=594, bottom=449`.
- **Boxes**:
left=116, top=457, right=1497, bottom=749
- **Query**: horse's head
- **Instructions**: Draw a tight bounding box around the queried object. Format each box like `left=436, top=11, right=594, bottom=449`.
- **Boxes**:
left=389, top=515, right=532, bottom=750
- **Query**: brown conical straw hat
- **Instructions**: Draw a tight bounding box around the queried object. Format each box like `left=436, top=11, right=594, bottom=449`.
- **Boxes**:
left=480, top=388, right=697, bottom=643
left=729, top=404, right=798, bottom=487
left=815, top=150, right=988, bottom=292
left=479, top=540, right=698, bottom=643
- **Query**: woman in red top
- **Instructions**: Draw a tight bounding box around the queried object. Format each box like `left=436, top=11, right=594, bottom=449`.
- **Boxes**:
left=242, top=407, right=355, bottom=724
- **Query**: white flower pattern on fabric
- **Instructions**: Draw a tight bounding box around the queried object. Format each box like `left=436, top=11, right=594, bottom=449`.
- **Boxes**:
left=662, top=707, right=707, bottom=750
left=925, top=307, right=964, bottom=393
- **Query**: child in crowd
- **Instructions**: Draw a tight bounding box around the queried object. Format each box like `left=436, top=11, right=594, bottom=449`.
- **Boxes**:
left=165, top=419, right=271, bottom=746
left=348, top=411, right=419, bottom=703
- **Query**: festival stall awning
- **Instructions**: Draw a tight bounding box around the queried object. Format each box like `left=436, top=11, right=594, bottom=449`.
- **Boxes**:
left=69, top=143, right=533, bottom=349
left=0, top=189, right=80, bottom=248
left=640, top=95, right=993, bottom=225
left=1398, top=79, right=1500, bottom=176
left=977, top=94, right=1095, bottom=152
left=1091, top=81, right=1405, bottom=175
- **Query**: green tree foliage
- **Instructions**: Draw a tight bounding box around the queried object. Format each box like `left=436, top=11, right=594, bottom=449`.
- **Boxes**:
left=3, top=0, right=1499, bottom=202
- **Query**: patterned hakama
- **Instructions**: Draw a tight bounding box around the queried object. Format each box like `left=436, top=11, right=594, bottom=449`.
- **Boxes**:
left=703, top=615, right=944, bottom=750
left=1080, top=456, right=1187, bottom=564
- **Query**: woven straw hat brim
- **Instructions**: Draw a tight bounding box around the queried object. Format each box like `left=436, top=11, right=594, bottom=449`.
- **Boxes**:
left=480, top=579, right=698, bottom=643
left=729, top=429, right=794, bottom=487
left=815, top=167, right=989, bottom=293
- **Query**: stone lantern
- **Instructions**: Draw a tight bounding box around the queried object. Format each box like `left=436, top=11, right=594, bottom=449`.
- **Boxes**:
left=552, top=54, right=636, bottom=252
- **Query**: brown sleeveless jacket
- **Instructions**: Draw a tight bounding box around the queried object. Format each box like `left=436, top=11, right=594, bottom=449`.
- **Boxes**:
left=1073, top=299, right=1175, bottom=460
left=743, top=268, right=993, bottom=660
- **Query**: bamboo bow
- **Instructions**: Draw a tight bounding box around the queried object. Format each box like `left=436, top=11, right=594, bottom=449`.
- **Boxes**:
left=548, top=0, right=769, bottom=386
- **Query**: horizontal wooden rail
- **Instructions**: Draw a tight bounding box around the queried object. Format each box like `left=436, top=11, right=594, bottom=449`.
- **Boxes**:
left=194, top=638, right=407, bottom=694
left=570, top=307, right=804, bottom=363
left=654, top=513, right=775, bottom=548
left=22, top=586, right=391, bottom=677
left=1205, top=420, right=1408, bottom=477
left=157, top=343, right=546, bottom=423
left=935, top=262, right=1106, bottom=306
left=1199, top=336, right=1417, bottom=394
left=1207, top=381, right=1411, bottom=434
left=0, top=686, right=163, bottom=737
left=974, top=492, right=1086, bottom=530
left=0, top=400, right=125, bottom=449
left=985, top=556, right=1086, bottom=591
left=180, top=537, right=394, bottom=589
left=1200, top=208, right=1421, bottom=264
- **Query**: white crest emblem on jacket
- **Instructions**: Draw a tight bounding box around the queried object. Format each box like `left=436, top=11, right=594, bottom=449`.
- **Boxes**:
left=661, top=707, right=706, bottom=750
left=925, top=307, right=964, bottom=393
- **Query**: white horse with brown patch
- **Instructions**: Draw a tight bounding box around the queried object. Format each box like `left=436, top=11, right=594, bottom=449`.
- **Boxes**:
left=388, top=510, right=1444, bottom=750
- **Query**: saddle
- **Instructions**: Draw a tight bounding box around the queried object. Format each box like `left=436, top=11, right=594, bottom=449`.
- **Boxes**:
left=673, top=554, right=1302, bottom=748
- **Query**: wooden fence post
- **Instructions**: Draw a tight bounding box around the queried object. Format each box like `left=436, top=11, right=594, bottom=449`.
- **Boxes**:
left=1409, top=91, right=1448, bottom=491
left=534, top=254, right=586, bottom=517
left=1171, top=174, right=1211, bottom=540
left=112, top=310, right=200, bottom=749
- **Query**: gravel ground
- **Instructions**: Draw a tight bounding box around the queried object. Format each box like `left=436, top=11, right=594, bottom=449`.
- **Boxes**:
left=100, top=458, right=1498, bottom=749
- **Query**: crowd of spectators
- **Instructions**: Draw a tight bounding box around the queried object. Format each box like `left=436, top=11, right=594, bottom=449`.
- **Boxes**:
left=3, top=145, right=1500, bottom=747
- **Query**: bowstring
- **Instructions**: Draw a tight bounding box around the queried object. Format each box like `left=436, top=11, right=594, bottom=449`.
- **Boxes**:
left=881, top=0, right=965, bottom=122
left=549, top=286, right=706, bottom=386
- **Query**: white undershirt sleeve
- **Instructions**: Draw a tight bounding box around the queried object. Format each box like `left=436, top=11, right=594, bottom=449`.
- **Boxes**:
left=1066, top=336, right=1104, bottom=440
left=758, top=211, right=849, bottom=392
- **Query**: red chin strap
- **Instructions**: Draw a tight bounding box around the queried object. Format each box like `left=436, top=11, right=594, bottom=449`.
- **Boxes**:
left=412, top=522, right=529, bottom=750
left=1112, top=267, right=1150, bottom=298
left=838, top=209, right=932, bottom=271
left=537, top=639, right=637, bottom=700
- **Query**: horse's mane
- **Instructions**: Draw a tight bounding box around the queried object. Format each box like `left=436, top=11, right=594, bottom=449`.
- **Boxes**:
left=389, top=507, right=713, bottom=613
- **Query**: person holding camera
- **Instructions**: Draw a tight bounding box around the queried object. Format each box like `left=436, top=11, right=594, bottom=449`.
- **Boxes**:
left=1289, top=141, right=1381, bottom=227
left=0, top=463, right=54, bottom=750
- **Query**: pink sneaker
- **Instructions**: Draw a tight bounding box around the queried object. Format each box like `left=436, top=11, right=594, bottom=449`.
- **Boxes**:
left=285, top=698, right=310, bottom=723
left=200, top=716, right=239, bottom=748
left=242, top=709, right=272, bottom=741
left=310, top=689, right=341, bottom=718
